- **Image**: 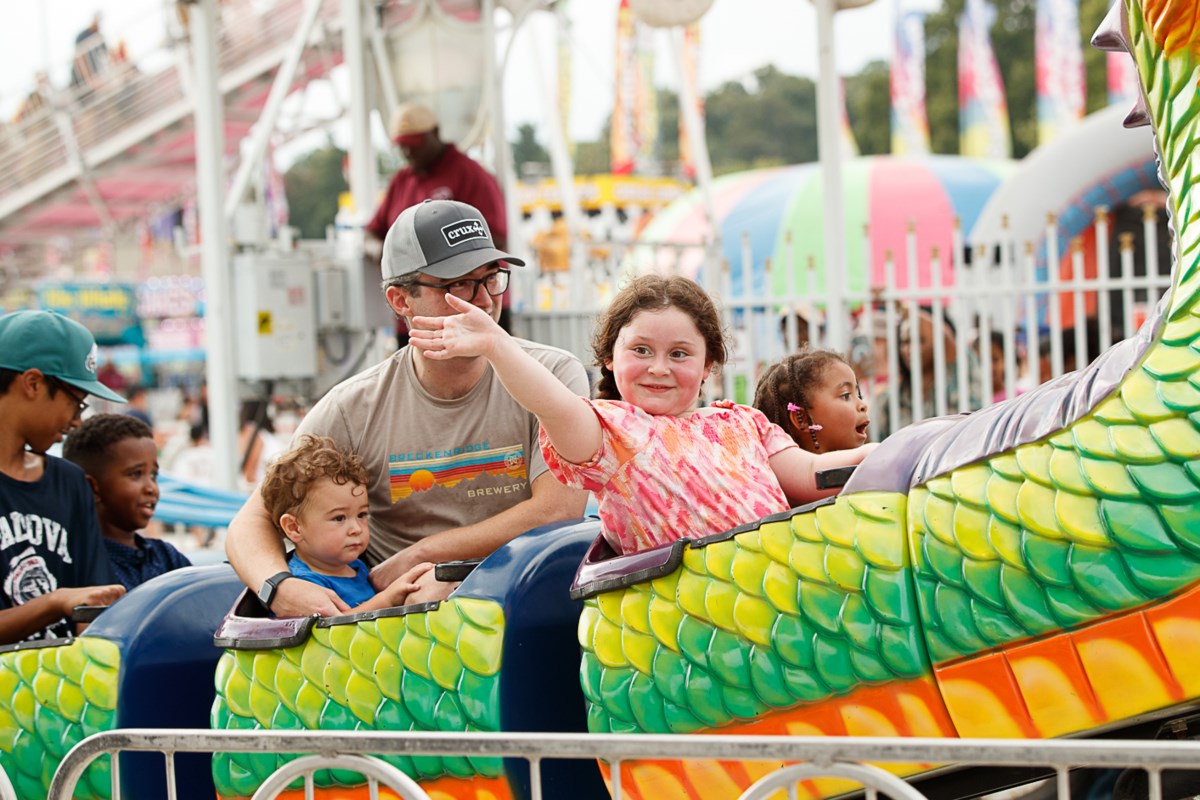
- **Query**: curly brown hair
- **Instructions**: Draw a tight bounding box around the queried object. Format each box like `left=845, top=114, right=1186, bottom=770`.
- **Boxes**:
left=591, top=274, right=727, bottom=400
left=260, top=435, right=369, bottom=534
left=752, top=346, right=851, bottom=448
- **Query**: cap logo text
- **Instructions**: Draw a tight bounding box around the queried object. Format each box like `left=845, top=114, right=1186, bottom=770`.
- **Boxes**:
left=441, top=220, right=487, bottom=247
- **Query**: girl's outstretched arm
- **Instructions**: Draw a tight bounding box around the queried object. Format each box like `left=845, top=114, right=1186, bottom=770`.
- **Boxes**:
left=410, top=294, right=602, bottom=464
left=768, top=442, right=878, bottom=507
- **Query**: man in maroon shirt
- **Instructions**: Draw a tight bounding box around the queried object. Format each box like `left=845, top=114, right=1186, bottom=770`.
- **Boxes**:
left=367, top=103, right=512, bottom=333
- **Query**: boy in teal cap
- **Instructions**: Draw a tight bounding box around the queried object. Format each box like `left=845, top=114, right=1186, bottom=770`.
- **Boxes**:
left=0, top=309, right=127, bottom=643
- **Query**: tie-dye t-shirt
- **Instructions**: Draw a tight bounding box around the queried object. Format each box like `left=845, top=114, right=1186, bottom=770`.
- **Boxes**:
left=541, top=398, right=797, bottom=554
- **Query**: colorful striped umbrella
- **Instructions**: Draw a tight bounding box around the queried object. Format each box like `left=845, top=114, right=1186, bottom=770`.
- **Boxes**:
left=633, top=155, right=1018, bottom=298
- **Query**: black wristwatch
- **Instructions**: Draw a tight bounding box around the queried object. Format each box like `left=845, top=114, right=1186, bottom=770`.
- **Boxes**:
left=257, top=571, right=294, bottom=611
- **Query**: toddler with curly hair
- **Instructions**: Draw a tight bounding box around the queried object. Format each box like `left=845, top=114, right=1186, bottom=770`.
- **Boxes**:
left=260, top=435, right=431, bottom=613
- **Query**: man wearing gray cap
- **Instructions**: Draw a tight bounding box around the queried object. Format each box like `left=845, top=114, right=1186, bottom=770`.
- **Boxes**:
left=226, top=200, right=588, bottom=617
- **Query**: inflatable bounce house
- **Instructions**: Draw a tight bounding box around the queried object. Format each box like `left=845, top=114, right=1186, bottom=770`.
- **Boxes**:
left=625, top=154, right=1018, bottom=299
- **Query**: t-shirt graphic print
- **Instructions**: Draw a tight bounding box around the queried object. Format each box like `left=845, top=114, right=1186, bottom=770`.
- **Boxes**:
left=389, top=441, right=528, bottom=502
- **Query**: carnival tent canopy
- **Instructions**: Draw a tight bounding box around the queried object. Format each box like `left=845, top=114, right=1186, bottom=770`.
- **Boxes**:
left=633, top=155, right=1018, bottom=297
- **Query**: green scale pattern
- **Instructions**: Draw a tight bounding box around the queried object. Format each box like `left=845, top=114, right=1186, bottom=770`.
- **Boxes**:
left=212, top=597, right=506, bottom=798
left=0, top=637, right=118, bottom=800
left=907, top=0, right=1200, bottom=667
left=580, top=492, right=929, bottom=736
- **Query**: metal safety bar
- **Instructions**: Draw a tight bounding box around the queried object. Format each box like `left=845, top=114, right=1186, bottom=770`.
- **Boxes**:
left=47, top=729, right=1200, bottom=800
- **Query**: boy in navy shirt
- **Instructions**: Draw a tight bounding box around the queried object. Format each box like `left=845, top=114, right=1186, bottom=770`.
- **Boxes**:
left=0, top=310, right=126, bottom=642
left=63, top=414, right=191, bottom=589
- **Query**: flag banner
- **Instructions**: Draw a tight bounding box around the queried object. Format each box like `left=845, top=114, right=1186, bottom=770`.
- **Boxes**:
left=1107, top=50, right=1139, bottom=106
left=890, top=2, right=931, bottom=155
left=612, top=0, right=638, bottom=174
left=1035, top=0, right=1085, bottom=145
left=840, top=77, right=860, bottom=158
left=678, top=22, right=702, bottom=179
left=958, top=0, right=1012, bottom=158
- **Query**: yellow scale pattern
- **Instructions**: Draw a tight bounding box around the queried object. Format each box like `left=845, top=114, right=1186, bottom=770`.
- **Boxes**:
left=0, top=637, right=119, bottom=800
left=580, top=492, right=928, bottom=736
left=212, top=598, right=507, bottom=798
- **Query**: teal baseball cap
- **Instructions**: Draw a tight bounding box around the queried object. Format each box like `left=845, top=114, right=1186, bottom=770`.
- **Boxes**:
left=0, top=310, right=126, bottom=403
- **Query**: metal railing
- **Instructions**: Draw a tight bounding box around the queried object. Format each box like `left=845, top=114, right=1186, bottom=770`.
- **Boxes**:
left=46, top=729, right=1200, bottom=800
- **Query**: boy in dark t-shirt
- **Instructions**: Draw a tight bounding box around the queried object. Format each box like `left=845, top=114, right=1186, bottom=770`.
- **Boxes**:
left=0, top=310, right=126, bottom=642
left=63, top=414, right=192, bottom=590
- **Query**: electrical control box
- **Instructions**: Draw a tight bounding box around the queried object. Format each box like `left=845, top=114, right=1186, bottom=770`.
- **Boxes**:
left=313, top=267, right=349, bottom=331
left=232, top=251, right=318, bottom=380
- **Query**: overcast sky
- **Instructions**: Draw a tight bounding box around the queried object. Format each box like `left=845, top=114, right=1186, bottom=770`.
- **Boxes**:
left=0, top=0, right=915, bottom=154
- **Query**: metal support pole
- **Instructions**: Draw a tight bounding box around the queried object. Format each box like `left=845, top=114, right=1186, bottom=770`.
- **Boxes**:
left=532, top=24, right=585, bottom=302
left=670, top=28, right=718, bottom=257
left=224, top=0, right=326, bottom=222
left=190, top=0, right=239, bottom=491
left=342, top=0, right=375, bottom=221
left=483, top=0, right=524, bottom=260
left=341, top=0, right=377, bottom=334
left=367, top=4, right=400, bottom=120
left=50, top=107, right=114, bottom=230
left=814, top=0, right=847, bottom=350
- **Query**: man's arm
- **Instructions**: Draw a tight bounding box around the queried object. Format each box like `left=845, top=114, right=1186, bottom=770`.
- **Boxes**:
left=0, top=585, right=125, bottom=645
left=370, top=470, right=587, bottom=588
left=225, top=488, right=350, bottom=618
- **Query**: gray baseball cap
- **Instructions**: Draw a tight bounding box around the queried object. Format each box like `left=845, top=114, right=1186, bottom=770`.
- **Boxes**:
left=381, top=199, right=525, bottom=281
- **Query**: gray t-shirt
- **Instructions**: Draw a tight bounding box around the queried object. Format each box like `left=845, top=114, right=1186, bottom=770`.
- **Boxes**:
left=294, top=341, right=588, bottom=565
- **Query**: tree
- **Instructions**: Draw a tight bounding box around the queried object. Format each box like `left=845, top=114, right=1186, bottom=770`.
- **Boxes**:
left=283, top=142, right=347, bottom=239
left=656, top=88, right=681, bottom=170
left=511, top=123, right=550, bottom=178
left=846, top=61, right=891, bottom=156
left=704, top=66, right=819, bottom=173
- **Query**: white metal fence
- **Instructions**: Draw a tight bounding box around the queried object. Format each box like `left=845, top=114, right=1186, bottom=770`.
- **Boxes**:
left=46, top=728, right=1200, bottom=800
left=513, top=204, right=1172, bottom=441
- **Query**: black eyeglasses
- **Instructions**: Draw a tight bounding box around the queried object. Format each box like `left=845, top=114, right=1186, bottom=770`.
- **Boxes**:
left=411, top=269, right=510, bottom=302
left=51, top=378, right=89, bottom=417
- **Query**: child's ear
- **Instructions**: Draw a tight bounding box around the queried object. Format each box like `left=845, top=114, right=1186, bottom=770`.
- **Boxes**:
left=85, top=474, right=102, bottom=504
left=279, top=514, right=303, bottom=544
left=788, top=407, right=807, bottom=432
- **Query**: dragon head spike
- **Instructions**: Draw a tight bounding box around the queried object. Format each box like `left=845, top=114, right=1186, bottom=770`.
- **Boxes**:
left=1124, top=97, right=1151, bottom=128
left=1092, top=0, right=1130, bottom=52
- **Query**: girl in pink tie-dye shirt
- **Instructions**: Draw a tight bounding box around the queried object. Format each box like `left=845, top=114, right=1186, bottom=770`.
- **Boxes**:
left=410, top=275, right=875, bottom=555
